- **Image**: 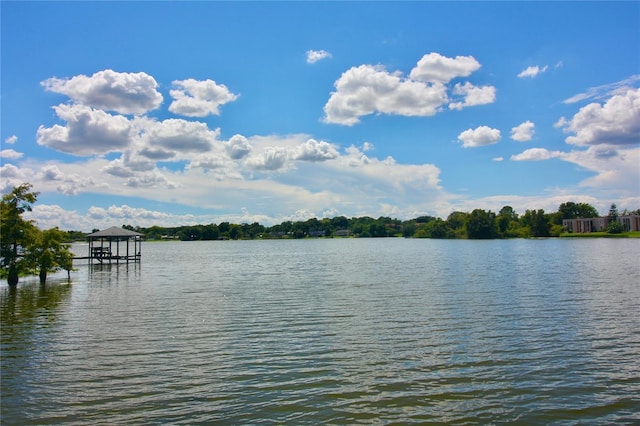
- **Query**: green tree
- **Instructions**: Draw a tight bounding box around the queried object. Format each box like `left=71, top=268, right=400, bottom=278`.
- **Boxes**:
left=522, top=209, right=551, bottom=237
left=606, top=203, right=623, bottom=234
left=1, top=184, right=39, bottom=287
left=446, top=211, right=469, bottom=238
left=425, top=218, right=454, bottom=239
left=497, top=205, right=519, bottom=237
left=402, top=221, right=417, bottom=238
left=26, top=227, right=74, bottom=284
left=465, top=209, right=496, bottom=239
left=555, top=201, right=599, bottom=225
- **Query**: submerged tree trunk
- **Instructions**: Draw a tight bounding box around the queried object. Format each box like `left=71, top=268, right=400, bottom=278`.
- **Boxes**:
left=39, top=269, right=47, bottom=285
left=8, top=266, right=19, bottom=287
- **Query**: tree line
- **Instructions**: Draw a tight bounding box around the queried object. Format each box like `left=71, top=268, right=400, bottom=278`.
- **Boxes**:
left=123, top=202, right=637, bottom=241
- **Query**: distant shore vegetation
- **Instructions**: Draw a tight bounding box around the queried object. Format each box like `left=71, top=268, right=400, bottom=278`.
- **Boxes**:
left=4, top=184, right=639, bottom=252
left=118, top=203, right=639, bottom=241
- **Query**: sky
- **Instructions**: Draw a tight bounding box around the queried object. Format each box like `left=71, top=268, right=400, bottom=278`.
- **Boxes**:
left=1, top=1, right=639, bottom=231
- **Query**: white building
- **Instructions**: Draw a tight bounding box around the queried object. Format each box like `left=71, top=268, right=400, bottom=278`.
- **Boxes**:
left=563, top=215, right=640, bottom=233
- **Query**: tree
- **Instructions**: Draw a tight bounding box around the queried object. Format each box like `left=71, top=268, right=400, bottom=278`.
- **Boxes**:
left=1, top=184, right=39, bottom=287
left=425, top=218, right=454, bottom=239
left=606, top=203, right=623, bottom=234
left=522, top=209, right=550, bottom=237
left=446, top=211, right=469, bottom=238
left=465, top=209, right=496, bottom=239
left=26, top=227, right=74, bottom=284
left=497, top=205, right=519, bottom=237
left=557, top=202, right=599, bottom=221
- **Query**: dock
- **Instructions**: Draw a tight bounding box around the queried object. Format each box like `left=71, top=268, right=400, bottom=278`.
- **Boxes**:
left=78, top=226, right=143, bottom=264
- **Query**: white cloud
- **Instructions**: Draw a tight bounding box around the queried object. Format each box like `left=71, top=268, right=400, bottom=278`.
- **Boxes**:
left=563, top=74, right=640, bottom=104
left=0, top=149, right=23, bottom=160
left=323, top=64, right=448, bottom=125
left=361, top=142, right=374, bottom=152
left=41, top=69, right=163, bottom=114
left=511, top=120, right=535, bottom=141
left=293, top=139, right=339, bottom=162
left=458, top=126, right=501, bottom=148
left=409, top=52, right=481, bottom=83
left=0, top=164, right=30, bottom=190
left=36, top=104, right=135, bottom=155
left=511, top=148, right=563, bottom=161
left=517, top=65, right=548, bottom=78
left=125, top=171, right=177, bottom=189
left=38, top=164, right=65, bottom=181
left=306, top=49, right=332, bottom=64
left=493, top=157, right=504, bottom=162
left=449, top=82, right=496, bottom=110
left=324, top=53, right=494, bottom=125
left=4, top=135, right=17, bottom=144
left=169, top=78, right=238, bottom=117
left=245, top=146, right=289, bottom=171
left=562, top=146, right=639, bottom=192
left=557, top=88, right=640, bottom=146
left=138, top=118, right=218, bottom=154
left=223, top=134, right=252, bottom=160
left=511, top=88, right=639, bottom=196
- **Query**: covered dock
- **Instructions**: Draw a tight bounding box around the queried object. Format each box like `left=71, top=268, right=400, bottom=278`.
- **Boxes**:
left=82, top=226, right=143, bottom=264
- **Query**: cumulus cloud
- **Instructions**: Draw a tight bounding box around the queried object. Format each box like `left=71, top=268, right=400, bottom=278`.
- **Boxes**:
left=306, top=49, right=332, bottom=64
left=5, top=135, right=17, bottom=144
left=449, top=82, right=496, bottom=110
left=511, top=120, right=535, bottom=141
left=556, top=88, right=640, bottom=146
left=511, top=145, right=639, bottom=194
left=187, top=154, right=233, bottom=173
left=245, top=146, right=289, bottom=171
left=41, top=69, right=163, bottom=114
left=39, top=164, right=65, bottom=181
left=89, top=204, right=173, bottom=222
left=517, top=65, right=548, bottom=78
left=138, top=147, right=174, bottom=161
left=223, top=134, right=252, bottom=160
left=409, top=52, right=481, bottom=83
left=324, top=52, right=494, bottom=125
left=293, top=139, right=339, bottom=161
left=323, top=64, right=448, bottom=125
left=458, top=126, right=501, bottom=148
left=0, top=149, right=23, bottom=160
left=509, top=87, right=639, bottom=196
left=125, top=171, right=177, bottom=189
left=103, top=151, right=155, bottom=178
left=566, top=146, right=639, bottom=190
left=0, top=164, right=29, bottom=188
left=169, top=78, right=238, bottom=117
left=36, top=104, right=135, bottom=155
left=511, top=148, right=563, bottom=161
left=139, top=118, right=219, bottom=154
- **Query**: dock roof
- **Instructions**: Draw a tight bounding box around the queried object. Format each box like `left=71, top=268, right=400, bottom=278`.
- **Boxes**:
left=87, top=226, right=144, bottom=238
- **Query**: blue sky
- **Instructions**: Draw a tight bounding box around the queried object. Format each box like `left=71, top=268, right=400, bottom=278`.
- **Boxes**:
left=1, top=1, right=639, bottom=230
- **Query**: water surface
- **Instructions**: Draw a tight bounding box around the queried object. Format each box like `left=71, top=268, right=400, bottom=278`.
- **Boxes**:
left=2, top=238, right=639, bottom=424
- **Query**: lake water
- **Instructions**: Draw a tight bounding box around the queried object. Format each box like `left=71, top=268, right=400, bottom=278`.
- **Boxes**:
left=2, top=238, right=639, bottom=424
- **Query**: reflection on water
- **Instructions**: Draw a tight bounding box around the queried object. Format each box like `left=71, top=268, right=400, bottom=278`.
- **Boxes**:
left=1, top=279, right=72, bottom=328
left=1, top=238, right=639, bottom=424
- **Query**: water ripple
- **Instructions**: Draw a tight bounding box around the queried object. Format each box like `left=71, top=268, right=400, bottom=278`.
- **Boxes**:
left=2, top=238, right=640, bottom=424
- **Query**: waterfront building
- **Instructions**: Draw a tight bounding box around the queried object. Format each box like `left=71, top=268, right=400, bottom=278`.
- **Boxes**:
left=563, top=215, right=640, bottom=233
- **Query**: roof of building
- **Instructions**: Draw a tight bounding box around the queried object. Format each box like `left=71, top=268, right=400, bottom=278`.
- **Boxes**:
left=87, top=226, right=144, bottom=238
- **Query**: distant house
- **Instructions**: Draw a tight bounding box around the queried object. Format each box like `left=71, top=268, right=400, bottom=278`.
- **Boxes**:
left=563, top=215, right=640, bottom=233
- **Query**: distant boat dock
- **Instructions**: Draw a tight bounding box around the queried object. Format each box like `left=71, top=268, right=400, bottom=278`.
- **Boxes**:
left=74, top=226, right=143, bottom=264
